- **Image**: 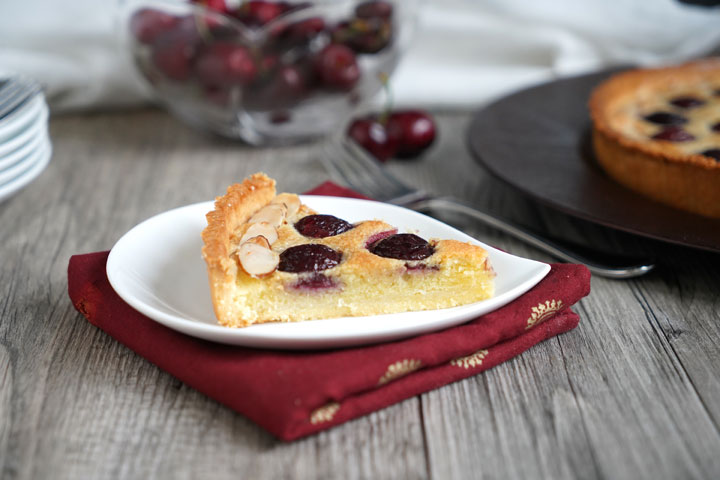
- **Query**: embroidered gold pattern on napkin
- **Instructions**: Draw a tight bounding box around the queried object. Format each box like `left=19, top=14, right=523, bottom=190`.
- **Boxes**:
left=526, top=299, right=563, bottom=330
left=310, top=402, right=340, bottom=425
left=378, top=359, right=422, bottom=385
left=450, top=349, right=489, bottom=369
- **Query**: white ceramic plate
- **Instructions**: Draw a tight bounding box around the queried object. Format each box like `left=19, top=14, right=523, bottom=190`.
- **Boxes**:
left=0, top=139, right=51, bottom=203
left=0, top=102, right=48, bottom=158
left=0, top=93, right=44, bottom=143
left=107, top=196, right=550, bottom=349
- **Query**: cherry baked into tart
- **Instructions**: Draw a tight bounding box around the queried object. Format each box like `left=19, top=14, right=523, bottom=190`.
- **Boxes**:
left=589, top=58, right=720, bottom=218
left=201, top=173, right=495, bottom=327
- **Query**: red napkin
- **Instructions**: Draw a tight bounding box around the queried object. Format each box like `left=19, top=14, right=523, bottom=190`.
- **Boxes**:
left=67, top=182, right=591, bottom=441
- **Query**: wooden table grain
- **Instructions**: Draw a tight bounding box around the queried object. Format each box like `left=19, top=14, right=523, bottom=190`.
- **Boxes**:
left=2, top=108, right=720, bottom=480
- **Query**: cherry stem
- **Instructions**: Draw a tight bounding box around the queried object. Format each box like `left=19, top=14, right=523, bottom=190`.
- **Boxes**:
left=193, top=9, right=213, bottom=44
left=378, top=72, right=393, bottom=125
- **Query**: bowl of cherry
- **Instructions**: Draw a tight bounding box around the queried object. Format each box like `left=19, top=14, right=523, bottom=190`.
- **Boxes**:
left=122, top=0, right=417, bottom=145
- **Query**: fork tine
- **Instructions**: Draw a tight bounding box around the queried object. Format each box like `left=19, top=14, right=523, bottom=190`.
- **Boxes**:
left=322, top=138, right=385, bottom=198
left=322, top=131, right=419, bottom=202
left=343, top=138, right=420, bottom=199
left=336, top=140, right=390, bottom=199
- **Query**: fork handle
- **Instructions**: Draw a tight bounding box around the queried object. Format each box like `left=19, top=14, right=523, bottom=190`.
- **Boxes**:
left=409, top=197, right=655, bottom=279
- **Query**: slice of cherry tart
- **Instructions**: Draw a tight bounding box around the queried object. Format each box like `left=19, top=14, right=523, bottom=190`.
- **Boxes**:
left=201, top=173, right=495, bottom=327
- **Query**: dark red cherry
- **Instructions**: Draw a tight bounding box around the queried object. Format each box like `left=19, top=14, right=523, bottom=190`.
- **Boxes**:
left=278, top=244, right=342, bottom=273
left=369, top=233, right=435, bottom=260
left=295, top=215, right=354, bottom=238
left=130, top=9, right=180, bottom=45
left=364, top=229, right=397, bottom=248
left=331, top=21, right=354, bottom=44
left=347, top=117, right=398, bottom=162
left=643, top=112, right=688, bottom=125
left=712, top=121, right=720, bottom=132
left=652, top=126, right=695, bottom=142
left=332, top=18, right=392, bottom=54
left=701, top=149, right=720, bottom=161
left=246, top=63, right=310, bottom=110
left=198, top=0, right=231, bottom=15
left=150, top=22, right=199, bottom=81
left=234, top=0, right=286, bottom=27
left=669, top=96, right=705, bottom=109
left=194, top=43, right=257, bottom=87
left=257, top=54, right=279, bottom=80
left=286, top=17, right=326, bottom=43
left=275, top=65, right=308, bottom=97
left=387, top=110, right=436, bottom=159
left=314, top=44, right=360, bottom=91
left=355, top=1, right=394, bottom=19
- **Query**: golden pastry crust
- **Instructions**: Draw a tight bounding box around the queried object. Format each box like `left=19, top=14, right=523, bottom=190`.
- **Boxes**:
left=589, top=58, right=720, bottom=218
left=202, top=173, right=495, bottom=328
left=201, top=173, right=276, bottom=324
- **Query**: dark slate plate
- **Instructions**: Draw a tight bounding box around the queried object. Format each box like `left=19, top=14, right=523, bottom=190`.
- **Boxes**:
left=467, top=69, right=720, bottom=253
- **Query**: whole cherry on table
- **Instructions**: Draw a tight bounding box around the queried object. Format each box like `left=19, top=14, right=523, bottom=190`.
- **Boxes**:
left=347, top=110, right=437, bottom=162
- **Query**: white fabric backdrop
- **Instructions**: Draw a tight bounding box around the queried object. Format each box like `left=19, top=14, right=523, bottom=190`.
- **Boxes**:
left=1, top=0, right=719, bottom=112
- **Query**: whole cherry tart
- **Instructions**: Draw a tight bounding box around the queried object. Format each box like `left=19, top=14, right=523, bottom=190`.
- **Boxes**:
left=589, top=58, right=720, bottom=218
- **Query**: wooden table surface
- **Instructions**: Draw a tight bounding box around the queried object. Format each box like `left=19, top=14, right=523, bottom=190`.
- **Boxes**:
left=2, top=108, right=720, bottom=479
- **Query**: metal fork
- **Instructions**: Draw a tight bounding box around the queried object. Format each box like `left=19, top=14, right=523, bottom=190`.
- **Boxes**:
left=322, top=136, right=655, bottom=279
left=0, top=76, right=42, bottom=121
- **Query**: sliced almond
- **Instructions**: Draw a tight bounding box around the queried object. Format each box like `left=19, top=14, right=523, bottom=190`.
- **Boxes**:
left=244, top=235, right=270, bottom=249
left=237, top=238, right=279, bottom=277
left=248, top=204, right=287, bottom=228
left=240, top=222, right=278, bottom=245
left=272, top=193, right=301, bottom=217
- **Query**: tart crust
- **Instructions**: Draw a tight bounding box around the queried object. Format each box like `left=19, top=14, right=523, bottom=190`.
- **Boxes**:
left=201, top=173, right=495, bottom=328
left=589, top=58, right=720, bottom=218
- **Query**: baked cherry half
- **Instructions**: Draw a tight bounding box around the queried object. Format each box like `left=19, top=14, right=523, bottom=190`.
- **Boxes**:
left=643, top=112, right=688, bottom=125
left=279, top=244, right=342, bottom=273
left=652, top=126, right=695, bottom=142
left=669, top=96, right=705, bottom=109
left=295, top=214, right=354, bottom=238
left=369, top=233, right=435, bottom=260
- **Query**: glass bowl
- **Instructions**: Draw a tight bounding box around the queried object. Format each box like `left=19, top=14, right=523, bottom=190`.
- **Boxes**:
left=119, top=0, right=417, bottom=145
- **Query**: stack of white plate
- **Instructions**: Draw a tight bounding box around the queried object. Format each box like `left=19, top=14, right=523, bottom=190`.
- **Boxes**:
left=0, top=76, right=51, bottom=203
